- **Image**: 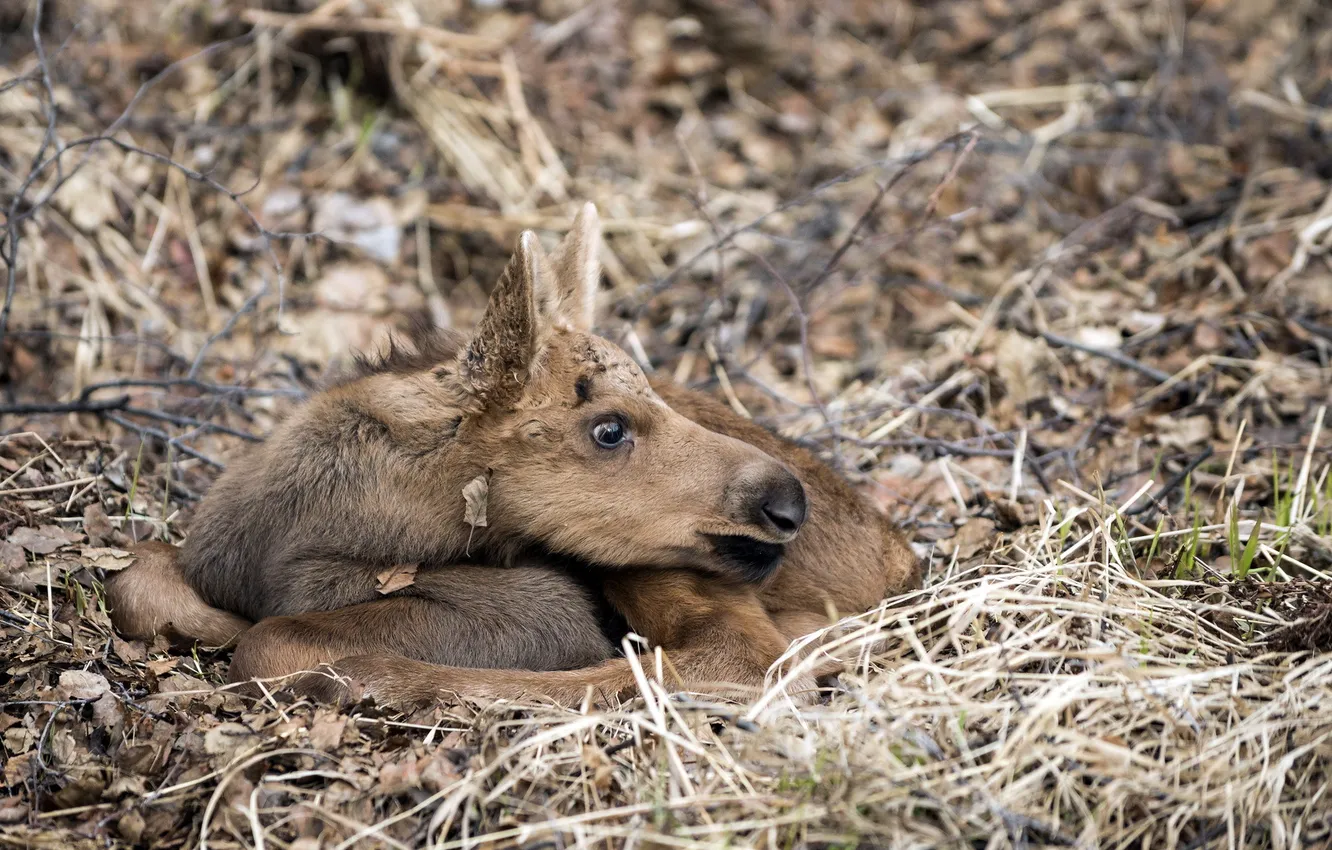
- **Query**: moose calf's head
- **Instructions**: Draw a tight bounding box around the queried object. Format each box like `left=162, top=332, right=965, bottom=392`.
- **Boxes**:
left=448, top=204, right=806, bottom=581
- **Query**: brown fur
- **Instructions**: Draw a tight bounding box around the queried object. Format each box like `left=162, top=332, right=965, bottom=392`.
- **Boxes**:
left=103, top=203, right=921, bottom=708
left=105, top=541, right=252, bottom=648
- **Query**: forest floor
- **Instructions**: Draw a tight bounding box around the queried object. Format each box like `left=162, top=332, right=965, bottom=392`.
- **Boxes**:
left=3, top=0, right=1332, bottom=847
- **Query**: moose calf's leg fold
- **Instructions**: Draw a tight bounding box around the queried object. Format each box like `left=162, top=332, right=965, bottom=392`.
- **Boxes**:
left=304, top=572, right=822, bottom=710
left=227, top=579, right=618, bottom=691
left=309, top=639, right=811, bottom=710
left=104, top=541, right=252, bottom=648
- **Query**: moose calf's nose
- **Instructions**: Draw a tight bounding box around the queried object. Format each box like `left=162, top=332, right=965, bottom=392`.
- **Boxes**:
left=759, top=474, right=807, bottom=537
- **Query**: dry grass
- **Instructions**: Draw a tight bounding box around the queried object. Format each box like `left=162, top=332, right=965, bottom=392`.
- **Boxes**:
left=3, top=0, right=1332, bottom=847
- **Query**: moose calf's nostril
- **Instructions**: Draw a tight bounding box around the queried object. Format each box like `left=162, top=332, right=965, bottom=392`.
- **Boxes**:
left=760, top=476, right=807, bottom=536
left=762, top=502, right=799, bottom=533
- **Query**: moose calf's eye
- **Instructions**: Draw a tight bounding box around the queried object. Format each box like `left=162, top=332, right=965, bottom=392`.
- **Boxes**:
left=591, top=418, right=628, bottom=449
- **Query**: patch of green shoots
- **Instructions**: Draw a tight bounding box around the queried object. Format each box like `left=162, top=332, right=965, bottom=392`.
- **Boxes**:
left=1228, top=504, right=1263, bottom=580
left=1175, top=511, right=1203, bottom=580
left=1320, top=470, right=1332, bottom=538
left=125, top=439, right=144, bottom=518
left=1144, top=515, right=1167, bottom=573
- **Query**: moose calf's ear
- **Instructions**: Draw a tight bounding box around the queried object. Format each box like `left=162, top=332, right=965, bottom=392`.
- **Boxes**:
left=543, top=202, right=601, bottom=332
left=461, top=231, right=543, bottom=407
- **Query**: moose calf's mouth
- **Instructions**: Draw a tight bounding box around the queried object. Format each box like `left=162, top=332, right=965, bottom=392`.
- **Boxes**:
left=706, top=534, right=787, bottom=583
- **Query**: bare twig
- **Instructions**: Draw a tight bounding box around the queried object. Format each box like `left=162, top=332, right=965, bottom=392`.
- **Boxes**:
left=77, top=378, right=303, bottom=403
left=1125, top=446, right=1216, bottom=517
left=0, top=395, right=131, bottom=416
left=1019, top=323, right=1175, bottom=384
left=103, top=413, right=225, bottom=469
left=188, top=282, right=269, bottom=379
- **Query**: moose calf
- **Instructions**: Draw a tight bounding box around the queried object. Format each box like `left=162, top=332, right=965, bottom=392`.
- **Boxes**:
left=106, top=204, right=921, bottom=707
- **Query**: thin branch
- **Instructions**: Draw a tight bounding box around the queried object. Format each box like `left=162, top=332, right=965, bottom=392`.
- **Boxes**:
left=189, top=281, right=269, bottom=379
left=636, top=132, right=976, bottom=304
left=806, top=133, right=978, bottom=296
left=1125, top=446, right=1216, bottom=517
left=78, top=378, right=303, bottom=403
left=0, top=395, right=131, bottom=416
left=0, top=29, right=257, bottom=338
left=103, top=413, right=225, bottom=470
left=1019, top=323, right=1174, bottom=384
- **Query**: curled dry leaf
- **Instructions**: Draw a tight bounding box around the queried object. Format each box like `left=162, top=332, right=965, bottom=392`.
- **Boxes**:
left=145, top=657, right=180, bottom=677
left=376, top=562, right=419, bottom=595
left=81, top=546, right=135, bottom=572
left=463, top=474, right=489, bottom=529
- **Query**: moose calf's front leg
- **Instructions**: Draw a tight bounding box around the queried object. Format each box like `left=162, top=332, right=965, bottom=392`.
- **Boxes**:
left=228, top=565, right=618, bottom=689
left=309, top=571, right=818, bottom=709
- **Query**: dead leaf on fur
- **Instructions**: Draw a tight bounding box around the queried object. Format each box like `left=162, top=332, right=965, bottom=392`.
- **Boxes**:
left=376, top=562, right=419, bottom=595
left=463, top=474, right=489, bottom=528
left=80, top=547, right=135, bottom=571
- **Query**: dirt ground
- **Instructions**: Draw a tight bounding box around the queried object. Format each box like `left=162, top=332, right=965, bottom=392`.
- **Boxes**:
left=2, top=0, right=1332, bottom=847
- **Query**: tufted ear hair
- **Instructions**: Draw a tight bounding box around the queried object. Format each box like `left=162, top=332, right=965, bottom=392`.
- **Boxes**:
left=460, top=231, right=544, bottom=408
left=541, top=202, right=601, bottom=332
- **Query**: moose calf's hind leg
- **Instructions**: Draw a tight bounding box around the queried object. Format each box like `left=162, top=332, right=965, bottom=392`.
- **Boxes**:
left=104, top=541, right=252, bottom=648
left=227, top=589, right=617, bottom=694
left=308, top=580, right=826, bottom=711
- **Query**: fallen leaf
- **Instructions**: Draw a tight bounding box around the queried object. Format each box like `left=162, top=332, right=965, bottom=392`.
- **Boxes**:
left=315, top=262, right=392, bottom=312
left=0, top=541, right=24, bottom=571
left=1073, top=326, right=1123, bottom=351
left=0, top=798, right=29, bottom=825
left=463, top=474, right=489, bottom=529
left=1155, top=415, right=1212, bottom=450
left=112, top=636, right=147, bottom=664
left=91, top=691, right=125, bottom=728
left=940, top=518, right=997, bottom=560
left=115, top=809, right=146, bottom=844
left=378, top=753, right=424, bottom=794
left=57, top=670, right=111, bottom=701
left=995, top=331, right=1050, bottom=405
left=146, top=657, right=180, bottom=676
left=1192, top=322, right=1226, bottom=351
left=376, top=562, right=419, bottom=595
left=581, top=743, right=615, bottom=792
left=420, top=749, right=461, bottom=791
left=83, top=503, right=115, bottom=546
left=8, top=524, right=82, bottom=555
left=312, top=193, right=400, bottom=264
left=204, top=722, right=259, bottom=759
left=309, top=711, right=348, bottom=750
